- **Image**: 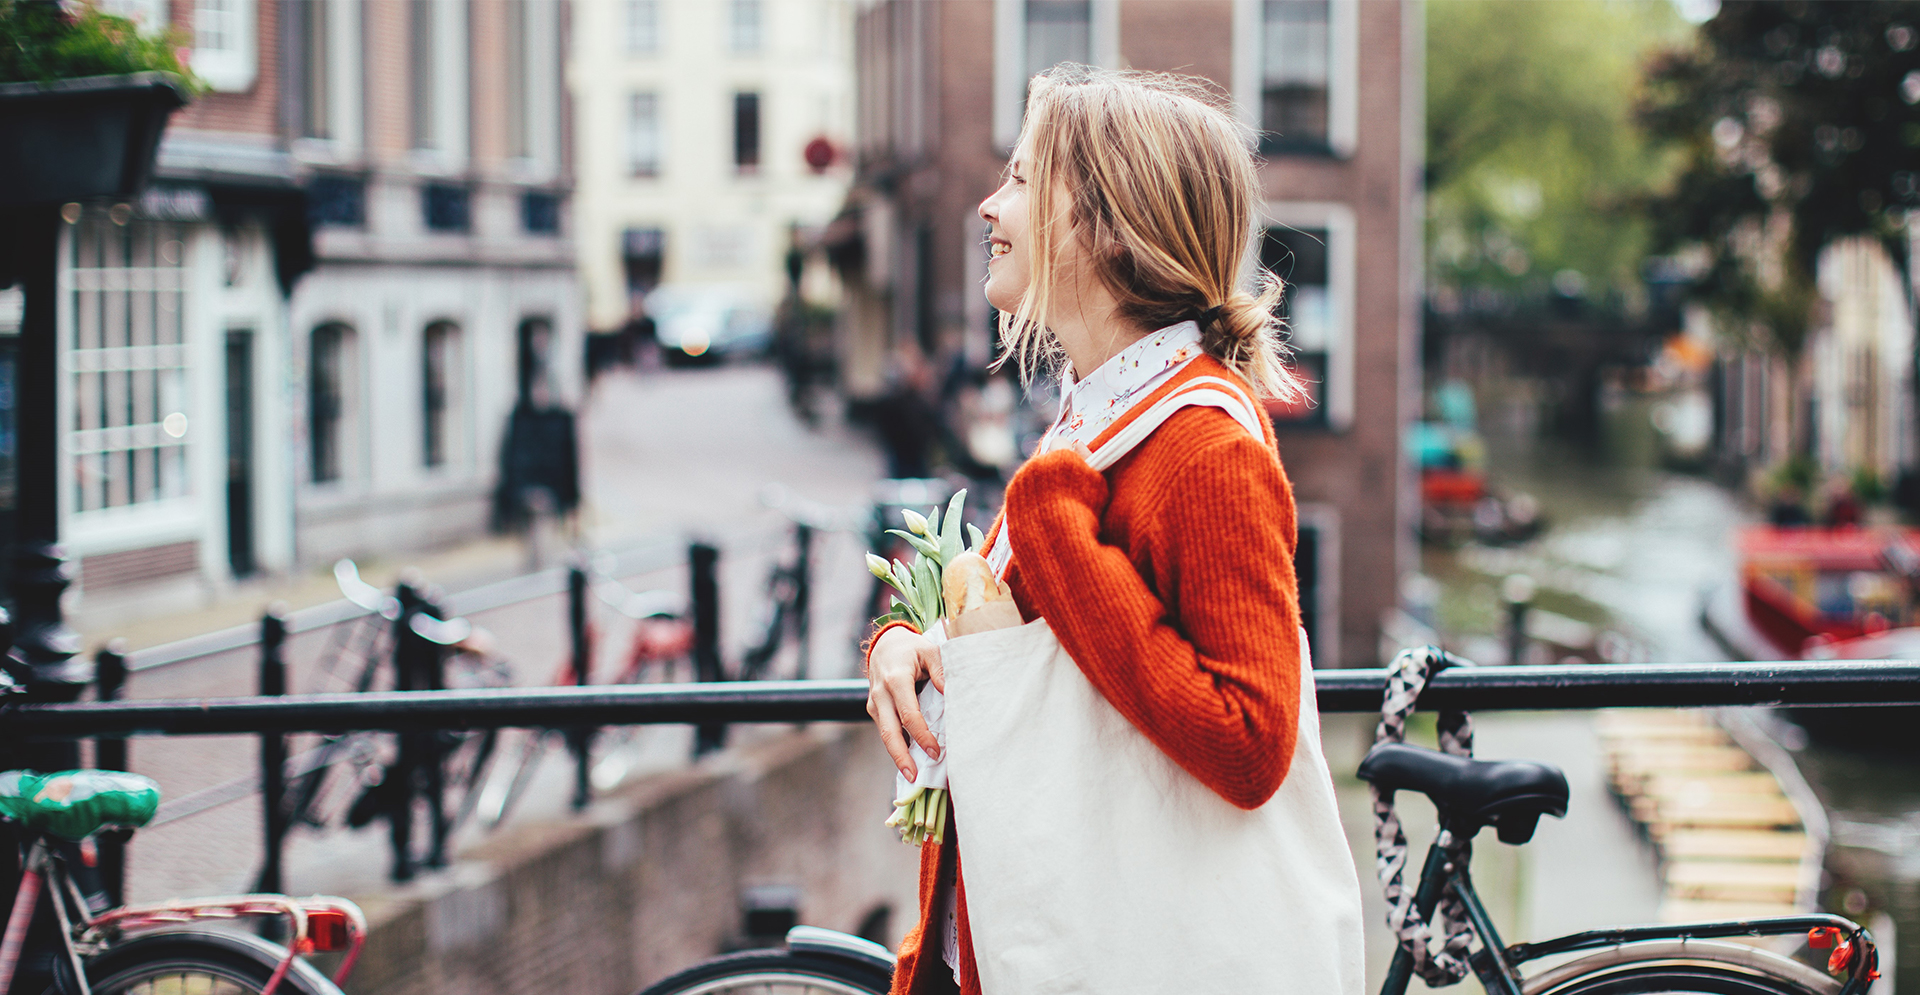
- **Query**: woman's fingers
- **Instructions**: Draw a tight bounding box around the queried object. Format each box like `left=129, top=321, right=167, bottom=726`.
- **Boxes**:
left=890, top=669, right=943, bottom=760
left=924, top=640, right=946, bottom=694
left=868, top=685, right=918, bottom=779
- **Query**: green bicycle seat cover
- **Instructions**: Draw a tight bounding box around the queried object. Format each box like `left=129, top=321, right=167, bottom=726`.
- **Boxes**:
left=0, top=769, right=160, bottom=839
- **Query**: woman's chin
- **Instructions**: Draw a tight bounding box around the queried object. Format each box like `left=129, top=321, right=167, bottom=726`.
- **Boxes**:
left=983, top=280, right=1021, bottom=314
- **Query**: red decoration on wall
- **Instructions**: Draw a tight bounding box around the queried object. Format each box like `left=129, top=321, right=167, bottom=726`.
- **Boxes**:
left=803, top=136, right=837, bottom=173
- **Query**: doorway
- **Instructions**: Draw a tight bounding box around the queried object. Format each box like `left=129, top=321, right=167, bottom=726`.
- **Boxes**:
left=225, top=329, right=255, bottom=577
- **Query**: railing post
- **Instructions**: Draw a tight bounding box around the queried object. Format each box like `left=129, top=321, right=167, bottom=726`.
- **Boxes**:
left=386, top=581, right=421, bottom=882
left=1503, top=574, right=1534, bottom=667
left=94, top=640, right=127, bottom=906
left=567, top=563, right=593, bottom=810
left=793, top=524, right=813, bottom=680
left=256, top=609, right=288, bottom=894
left=690, top=542, right=726, bottom=756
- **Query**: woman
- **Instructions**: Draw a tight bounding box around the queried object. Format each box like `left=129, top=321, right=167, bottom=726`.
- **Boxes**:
left=865, top=65, right=1363, bottom=995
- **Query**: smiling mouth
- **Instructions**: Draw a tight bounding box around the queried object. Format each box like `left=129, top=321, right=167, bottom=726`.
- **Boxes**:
left=988, top=239, right=1011, bottom=259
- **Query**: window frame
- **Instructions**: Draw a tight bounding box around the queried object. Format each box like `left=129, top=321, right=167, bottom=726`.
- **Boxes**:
left=1232, top=0, right=1357, bottom=158
left=306, top=321, right=355, bottom=485
left=733, top=91, right=762, bottom=173
left=192, top=0, right=258, bottom=93
left=1260, top=201, right=1355, bottom=431
left=1294, top=502, right=1342, bottom=669
left=626, top=0, right=660, bottom=56
left=992, top=0, right=1120, bottom=151
left=628, top=91, right=663, bottom=178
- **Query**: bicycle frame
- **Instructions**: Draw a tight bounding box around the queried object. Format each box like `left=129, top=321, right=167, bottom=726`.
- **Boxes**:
left=0, top=833, right=367, bottom=995
left=1379, top=834, right=1880, bottom=995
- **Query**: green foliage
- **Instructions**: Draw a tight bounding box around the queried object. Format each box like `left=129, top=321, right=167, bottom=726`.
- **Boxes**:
left=1853, top=465, right=1887, bottom=506
left=1638, top=1, right=1920, bottom=356
left=1426, top=0, right=1690, bottom=303
left=0, top=0, right=202, bottom=90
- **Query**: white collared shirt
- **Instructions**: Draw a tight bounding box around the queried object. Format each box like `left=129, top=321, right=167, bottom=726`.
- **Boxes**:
left=1045, top=321, right=1205, bottom=451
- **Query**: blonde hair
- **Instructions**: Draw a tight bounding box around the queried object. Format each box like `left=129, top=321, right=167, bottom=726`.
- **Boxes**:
left=995, top=65, right=1304, bottom=403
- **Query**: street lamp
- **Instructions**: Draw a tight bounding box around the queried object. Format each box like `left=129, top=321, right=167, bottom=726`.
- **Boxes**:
left=0, top=73, right=188, bottom=713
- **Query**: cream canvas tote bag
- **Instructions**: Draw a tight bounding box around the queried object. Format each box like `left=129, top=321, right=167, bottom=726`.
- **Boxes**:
left=942, top=382, right=1366, bottom=995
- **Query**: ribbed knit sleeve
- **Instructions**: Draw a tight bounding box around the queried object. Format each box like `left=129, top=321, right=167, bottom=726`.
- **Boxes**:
left=1002, top=408, right=1304, bottom=810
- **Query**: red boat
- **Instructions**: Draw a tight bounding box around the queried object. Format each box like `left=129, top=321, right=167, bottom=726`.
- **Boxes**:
left=1731, top=525, right=1920, bottom=753
left=1739, top=525, right=1920, bottom=656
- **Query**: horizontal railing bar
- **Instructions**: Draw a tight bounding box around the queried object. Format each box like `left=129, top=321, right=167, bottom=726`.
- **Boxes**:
left=9, top=660, right=1920, bottom=738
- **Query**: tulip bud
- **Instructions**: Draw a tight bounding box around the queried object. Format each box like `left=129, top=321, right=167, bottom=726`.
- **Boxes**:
left=902, top=509, right=931, bottom=535
left=866, top=553, right=893, bottom=578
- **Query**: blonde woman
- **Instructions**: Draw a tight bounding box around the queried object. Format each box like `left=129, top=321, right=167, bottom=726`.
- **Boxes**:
left=865, top=66, right=1363, bottom=995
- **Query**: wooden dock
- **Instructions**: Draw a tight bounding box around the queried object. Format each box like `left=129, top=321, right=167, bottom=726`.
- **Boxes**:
left=1597, top=709, right=1821, bottom=922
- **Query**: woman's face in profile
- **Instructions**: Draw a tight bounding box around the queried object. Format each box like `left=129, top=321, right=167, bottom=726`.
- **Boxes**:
left=979, top=157, right=1031, bottom=313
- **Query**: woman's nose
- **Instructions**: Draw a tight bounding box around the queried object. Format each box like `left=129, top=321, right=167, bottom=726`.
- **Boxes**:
left=978, top=195, right=994, bottom=224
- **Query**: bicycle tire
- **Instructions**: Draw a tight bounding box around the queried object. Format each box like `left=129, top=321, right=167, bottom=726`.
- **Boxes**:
left=52, top=929, right=341, bottom=995
left=634, top=950, right=891, bottom=995
left=1526, top=939, right=1840, bottom=995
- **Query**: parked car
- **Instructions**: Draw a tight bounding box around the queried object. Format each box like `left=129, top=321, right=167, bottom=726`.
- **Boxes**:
left=645, top=284, right=773, bottom=364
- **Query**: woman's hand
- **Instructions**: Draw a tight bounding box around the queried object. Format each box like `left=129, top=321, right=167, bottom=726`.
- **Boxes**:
left=866, top=625, right=944, bottom=779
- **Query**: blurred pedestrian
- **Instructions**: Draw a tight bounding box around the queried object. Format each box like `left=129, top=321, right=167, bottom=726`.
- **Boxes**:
left=863, top=66, right=1363, bottom=995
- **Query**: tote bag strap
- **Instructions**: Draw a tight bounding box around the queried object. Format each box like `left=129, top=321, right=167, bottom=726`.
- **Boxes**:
left=1083, top=377, right=1265, bottom=471
left=987, top=376, right=1267, bottom=578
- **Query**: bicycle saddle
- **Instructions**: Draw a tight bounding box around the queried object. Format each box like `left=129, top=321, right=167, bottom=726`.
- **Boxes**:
left=0, top=769, right=160, bottom=840
left=1356, top=743, right=1568, bottom=844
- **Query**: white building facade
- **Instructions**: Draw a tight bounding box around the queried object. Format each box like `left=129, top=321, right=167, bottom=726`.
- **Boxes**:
left=570, top=0, right=855, bottom=332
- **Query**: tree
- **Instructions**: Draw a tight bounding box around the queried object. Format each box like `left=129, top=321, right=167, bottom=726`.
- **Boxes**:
left=1639, top=0, right=1920, bottom=355
left=1426, top=0, right=1689, bottom=309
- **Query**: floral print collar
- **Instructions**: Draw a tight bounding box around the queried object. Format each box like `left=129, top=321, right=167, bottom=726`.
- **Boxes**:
left=1047, top=321, right=1205, bottom=450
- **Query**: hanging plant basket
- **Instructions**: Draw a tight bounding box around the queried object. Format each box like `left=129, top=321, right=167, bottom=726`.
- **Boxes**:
left=0, top=72, right=188, bottom=207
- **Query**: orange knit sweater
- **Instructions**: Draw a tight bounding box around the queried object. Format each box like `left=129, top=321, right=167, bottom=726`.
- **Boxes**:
left=879, top=357, right=1306, bottom=995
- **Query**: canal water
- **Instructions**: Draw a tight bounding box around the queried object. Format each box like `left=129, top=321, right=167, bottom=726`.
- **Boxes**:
left=1432, top=384, right=1916, bottom=991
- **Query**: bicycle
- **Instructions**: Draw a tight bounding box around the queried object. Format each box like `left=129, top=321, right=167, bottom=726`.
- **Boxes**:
left=287, top=561, right=505, bottom=880
left=631, top=646, right=1882, bottom=995
left=1356, top=646, right=1879, bottom=995
left=0, top=767, right=365, bottom=995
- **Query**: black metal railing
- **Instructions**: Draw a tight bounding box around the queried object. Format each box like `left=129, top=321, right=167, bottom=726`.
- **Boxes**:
left=11, top=658, right=1920, bottom=737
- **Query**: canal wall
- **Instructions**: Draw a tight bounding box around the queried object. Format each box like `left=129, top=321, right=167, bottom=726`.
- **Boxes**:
left=341, top=725, right=920, bottom=995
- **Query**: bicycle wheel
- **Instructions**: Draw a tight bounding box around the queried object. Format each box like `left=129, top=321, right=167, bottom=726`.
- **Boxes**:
left=54, top=929, right=341, bottom=995
left=1526, top=940, right=1840, bottom=995
left=635, top=950, right=891, bottom=995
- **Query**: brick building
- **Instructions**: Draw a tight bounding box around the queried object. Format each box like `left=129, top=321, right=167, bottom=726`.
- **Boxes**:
left=41, top=0, right=578, bottom=626
left=837, top=0, right=1422, bottom=666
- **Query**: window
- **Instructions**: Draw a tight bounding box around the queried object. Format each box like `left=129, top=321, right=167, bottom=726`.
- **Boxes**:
left=308, top=323, right=351, bottom=484
left=629, top=92, right=662, bottom=177
left=422, top=322, right=460, bottom=468
left=734, top=92, right=761, bottom=172
left=994, top=0, right=1118, bottom=149
left=68, top=210, right=191, bottom=512
left=298, top=0, right=330, bottom=138
left=307, top=174, right=365, bottom=228
left=1261, top=1, right=1329, bottom=153
left=98, top=0, right=168, bottom=27
left=730, top=0, right=761, bottom=53
left=1260, top=204, right=1354, bottom=429
left=410, top=0, right=438, bottom=149
left=627, top=0, right=659, bottom=54
left=1237, top=0, right=1354, bottom=156
left=422, top=183, right=470, bottom=232
left=1262, top=225, right=1329, bottom=427
left=1025, top=0, right=1090, bottom=78
left=193, top=0, right=257, bottom=92
left=1294, top=505, right=1340, bottom=667
left=522, top=191, right=560, bottom=234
